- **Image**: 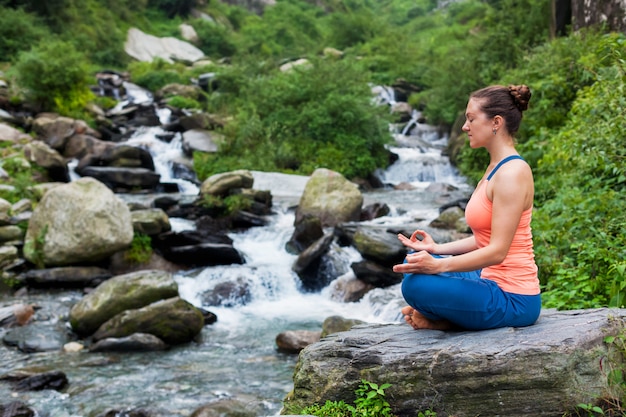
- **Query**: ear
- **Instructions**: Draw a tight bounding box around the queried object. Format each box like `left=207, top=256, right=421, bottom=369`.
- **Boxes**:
left=493, top=115, right=504, bottom=129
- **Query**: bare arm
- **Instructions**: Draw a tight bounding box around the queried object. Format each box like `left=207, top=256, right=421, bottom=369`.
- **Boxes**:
left=394, top=161, right=533, bottom=275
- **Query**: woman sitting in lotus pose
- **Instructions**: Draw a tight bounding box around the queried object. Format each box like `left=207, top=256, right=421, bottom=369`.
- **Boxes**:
left=393, top=84, right=541, bottom=331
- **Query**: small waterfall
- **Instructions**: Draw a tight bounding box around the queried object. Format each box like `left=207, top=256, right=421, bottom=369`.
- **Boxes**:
left=0, top=84, right=473, bottom=416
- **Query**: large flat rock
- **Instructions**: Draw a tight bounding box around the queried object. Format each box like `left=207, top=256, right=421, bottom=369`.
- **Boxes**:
left=284, top=308, right=626, bottom=417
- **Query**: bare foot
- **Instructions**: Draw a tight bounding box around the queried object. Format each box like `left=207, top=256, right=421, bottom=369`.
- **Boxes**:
left=400, top=306, right=452, bottom=330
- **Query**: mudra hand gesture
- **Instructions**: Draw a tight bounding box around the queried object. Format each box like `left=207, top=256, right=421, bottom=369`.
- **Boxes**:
left=397, top=229, right=437, bottom=253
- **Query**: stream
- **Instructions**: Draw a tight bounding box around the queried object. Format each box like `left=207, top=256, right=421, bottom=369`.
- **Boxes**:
left=0, top=84, right=472, bottom=417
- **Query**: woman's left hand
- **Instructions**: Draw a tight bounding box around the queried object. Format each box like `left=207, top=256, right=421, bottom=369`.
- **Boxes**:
left=393, top=251, right=443, bottom=275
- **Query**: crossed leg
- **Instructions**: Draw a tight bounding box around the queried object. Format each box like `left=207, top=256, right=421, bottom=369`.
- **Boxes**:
left=400, top=306, right=452, bottom=330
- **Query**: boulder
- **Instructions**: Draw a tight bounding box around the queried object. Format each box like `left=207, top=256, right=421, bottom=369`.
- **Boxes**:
left=68, top=269, right=179, bottom=336
left=295, top=168, right=363, bottom=228
left=124, top=27, right=205, bottom=64
left=92, top=296, right=205, bottom=345
left=131, top=208, right=172, bottom=236
left=284, top=308, right=626, bottom=417
left=23, top=177, right=134, bottom=267
left=199, top=169, right=254, bottom=197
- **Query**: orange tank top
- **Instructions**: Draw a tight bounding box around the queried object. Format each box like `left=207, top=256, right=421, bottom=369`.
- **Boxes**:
left=464, top=157, right=540, bottom=295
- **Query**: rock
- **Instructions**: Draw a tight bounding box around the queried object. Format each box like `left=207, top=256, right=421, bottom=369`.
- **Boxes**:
left=23, top=177, right=134, bottom=267
left=0, top=225, right=24, bottom=242
left=131, top=208, right=172, bottom=235
left=199, top=169, right=254, bottom=197
left=80, top=166, right=161, bottom=191
left=9, top=370, right=68, bottom=391
left=328, top=275, right=374, bottom=303
left=89, top=332, right=168, bottom=352
left=0, top=400, right=36, bottom=417
left=18, top=266, right=112, bottom=288
left=3, top=322, right=68, bottom=353
left=0, top=122, right=31, bottom=143
left=22, top=140, right=70, bottom=182
left=280, top=58, right=312, bottom=72
left=286, top=214, right=323, bottom=254
left=63, top=341, right=85, bottom=352
left=351, top=226, right=406, bottom=267
left=201, top=277, right=252, bottom=307
left=429, top=206, right=465, bottom=229
left=31, top=114, right=76, bottom=151
left=284, top=308, right=626, bottom=417
left=124, top=27, right=205, bottom=64
left=292, top=232, right=336, bottom=291
left=321, top=315, right=365, bottom=338
left=0, top=245, right=18, bottom=269
left=295, top=168, right=363, bottom=228
left=350, top=260, right=403, bottom=288
left=68, top=269, right=179, bottom=336
left=190, top=397, right=267, bottom=417
left=276, top=330, right=321, bottom=354
left=182, top=128, right=223, bottom=156
left=92, top=297, right=205, bottom=345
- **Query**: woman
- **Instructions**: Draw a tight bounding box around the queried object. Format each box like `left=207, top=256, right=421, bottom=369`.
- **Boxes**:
left=393, top=84, right=541, bottom=331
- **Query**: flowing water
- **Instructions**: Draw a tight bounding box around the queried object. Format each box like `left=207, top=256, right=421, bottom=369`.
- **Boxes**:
left=0, top=85, right=472, bottom=416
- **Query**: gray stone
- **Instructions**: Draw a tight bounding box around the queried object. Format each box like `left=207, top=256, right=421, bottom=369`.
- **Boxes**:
left=285, top=308, right=626, bottom=417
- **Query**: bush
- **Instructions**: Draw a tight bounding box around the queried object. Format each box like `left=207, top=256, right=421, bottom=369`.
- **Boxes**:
left=0, top=7, right=49, bottom=63
left=530, top=33, right=626, bottom=309
left=192, top=18, right=237, bottom=59
left=194, top=57, right=392, bottom=180
left=11, top=39, right=93, bottom=116
left=127, top=59, right=189, bottom=92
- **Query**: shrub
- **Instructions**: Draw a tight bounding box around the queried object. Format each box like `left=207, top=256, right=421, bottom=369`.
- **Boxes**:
left=11, top=39, right=93, bottom=116
left=195, top=57, right=392, bottom=180
left=0, top=7, right=49, bottom=63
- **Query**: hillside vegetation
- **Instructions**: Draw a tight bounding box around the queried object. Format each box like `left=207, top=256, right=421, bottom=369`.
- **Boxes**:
left=0, top=0, right=624, bottom=310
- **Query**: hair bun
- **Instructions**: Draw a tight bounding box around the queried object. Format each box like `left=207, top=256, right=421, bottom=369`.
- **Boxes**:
left=509, top=84, right=531, bottom=112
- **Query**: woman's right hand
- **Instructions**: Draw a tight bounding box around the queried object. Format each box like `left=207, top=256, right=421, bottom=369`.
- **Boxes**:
left=397, top=229, right=437, bottom=253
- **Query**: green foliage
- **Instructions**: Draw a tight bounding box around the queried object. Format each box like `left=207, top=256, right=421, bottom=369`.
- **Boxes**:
left=0, top=151, right=40, bottom=204
left=572, top=331, right=626, bottom=416
left=11, top=39, right=93, bottom=115
left=237, top=1, right=323, bottom=58
left=529, top=32, right=626, bottom=310
left=192, top=18, right=238, bottom=58
left=165, top=95, right=202, bottom=110
left=0, top=7, right=49, bottom=63
left=124, top=233, right=153, bottom=264
left=195, top=57, right=392, bottom=180
left=147, top=0, right=197, bottom=18
left=197, top=194, right=252, bottom=218
left=299, top=379, right=398, bottom=417
left=23, top=224, right=48, bottom=269
left=353, top=380, right=393, bottom=417
left=127, top=59, right=189, bottom=92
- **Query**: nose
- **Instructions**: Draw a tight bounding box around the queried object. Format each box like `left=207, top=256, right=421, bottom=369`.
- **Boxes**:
left=462, top=120, right=469, bottom=131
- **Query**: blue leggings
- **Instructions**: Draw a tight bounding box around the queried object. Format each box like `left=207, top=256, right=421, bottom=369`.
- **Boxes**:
left=401, top=258, right=541, bottom=330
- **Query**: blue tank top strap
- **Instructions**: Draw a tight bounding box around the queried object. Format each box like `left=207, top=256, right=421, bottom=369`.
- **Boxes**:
left=487, top=155, right=524, bottom=181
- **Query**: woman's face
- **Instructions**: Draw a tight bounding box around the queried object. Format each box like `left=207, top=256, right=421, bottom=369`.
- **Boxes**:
left=462, top=98, right=493, bottom=149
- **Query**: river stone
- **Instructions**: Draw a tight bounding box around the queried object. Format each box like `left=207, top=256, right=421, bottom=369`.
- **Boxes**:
left=91, top=296, right=205, bottom=345
left=284, top=308, right=626, bottom=417
left=23, top=177, right=134, bottom=267
left=295, top=168, right=363, bottom=228
left=68, top=269, right=179, bottom=336
left=18, top=266, right=112, bottom=288
left=89, top=332, right=168, bottom=352
left=131, top=208, right=172, bottom=236
left=199, top=169, right=254, bottom=197
left=352, top=226, right=406, bottom=266
left=3, top=322, right=69, bottom=353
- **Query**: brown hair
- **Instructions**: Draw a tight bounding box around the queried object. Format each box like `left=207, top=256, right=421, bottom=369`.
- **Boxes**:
left=470, top=84, right=531, bottom=135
